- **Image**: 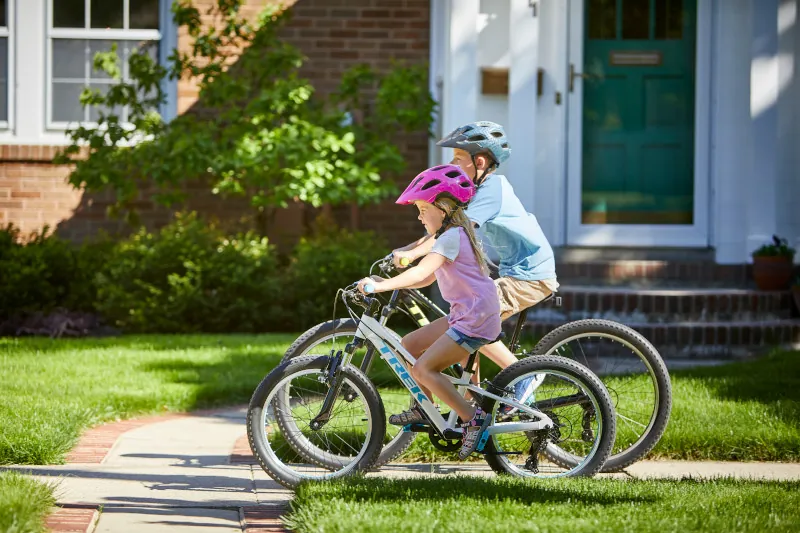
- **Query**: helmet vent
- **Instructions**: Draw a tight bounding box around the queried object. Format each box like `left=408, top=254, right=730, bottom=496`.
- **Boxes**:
left=431, top=165, right=446, bottom=171
left=420, top=179, right=442, bottom=191
left=467, top=134, right=487, bottom=142
left=490, top=131, right=504, bottom=138
left=501, top=143, right=509, bottom=148
left=445, top=170, right=462, bottom=179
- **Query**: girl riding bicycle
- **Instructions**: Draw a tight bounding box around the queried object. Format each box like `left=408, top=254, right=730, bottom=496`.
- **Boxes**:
left=357, top=164, right=501, bottom=460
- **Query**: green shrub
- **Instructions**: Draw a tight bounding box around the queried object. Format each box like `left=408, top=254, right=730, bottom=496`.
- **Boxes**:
left=283, top=221, right=390, bottom=330
left=95, top=212, right=282, bottom=333
left=0, top=224, right=105, bottom=320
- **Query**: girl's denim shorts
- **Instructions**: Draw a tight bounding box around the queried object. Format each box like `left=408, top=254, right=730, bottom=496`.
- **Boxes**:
left=445, top=327, right=492, bottom=354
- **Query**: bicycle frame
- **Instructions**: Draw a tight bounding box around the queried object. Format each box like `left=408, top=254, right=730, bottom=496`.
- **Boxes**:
left=352, top=313, right=554, bottom=441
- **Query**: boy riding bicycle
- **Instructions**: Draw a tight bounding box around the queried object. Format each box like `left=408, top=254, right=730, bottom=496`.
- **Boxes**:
left=392, top=121, right=558, bottom=414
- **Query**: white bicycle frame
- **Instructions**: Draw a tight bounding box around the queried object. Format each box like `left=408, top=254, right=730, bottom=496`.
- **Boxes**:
left=353, top=315, right=554, bottom=438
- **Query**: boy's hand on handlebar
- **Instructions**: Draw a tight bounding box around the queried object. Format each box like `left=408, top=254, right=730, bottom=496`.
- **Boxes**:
left=392, top=250, right=413, bottom=268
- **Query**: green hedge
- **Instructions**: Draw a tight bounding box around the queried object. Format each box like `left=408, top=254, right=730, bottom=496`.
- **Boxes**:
left=0, top=213, right=391, bottom=334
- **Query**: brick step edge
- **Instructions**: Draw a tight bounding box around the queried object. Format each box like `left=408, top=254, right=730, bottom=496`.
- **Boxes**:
left=518, top=319, right=800, bottom=347
left=45, top=504, right=99, bottom=533
left=546, top=289, right=794, bottom=316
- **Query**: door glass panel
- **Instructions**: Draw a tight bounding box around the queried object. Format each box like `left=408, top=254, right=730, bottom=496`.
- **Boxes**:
left=582, top=0, right=697, bottom=225
left=655, top=0, right=683, bottom=39
left=588, top=0, right=617, bottom=40
left=622, top=0, right=650, bottom=39
left=91, top=0, right=124, bottom=29
left=53, top=0, right=86, bottom=28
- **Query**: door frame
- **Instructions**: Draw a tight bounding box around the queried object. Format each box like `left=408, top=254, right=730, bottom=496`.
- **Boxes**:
left=565, top=0, right=713, bottom=247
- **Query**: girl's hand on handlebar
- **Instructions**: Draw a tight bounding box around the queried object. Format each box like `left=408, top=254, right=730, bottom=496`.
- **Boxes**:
left=357, top=275, right=384, bottom=294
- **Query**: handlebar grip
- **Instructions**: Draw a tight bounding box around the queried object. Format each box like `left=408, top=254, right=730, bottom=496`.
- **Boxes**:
left=399, top=257, right=410, bottom=267
left=364, top=284, right=375, bottom=294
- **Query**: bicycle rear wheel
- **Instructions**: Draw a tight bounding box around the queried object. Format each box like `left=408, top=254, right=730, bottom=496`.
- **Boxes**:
left=531, top=319, right=671, bottom=471
left=482, top=355, right=616, bottom=478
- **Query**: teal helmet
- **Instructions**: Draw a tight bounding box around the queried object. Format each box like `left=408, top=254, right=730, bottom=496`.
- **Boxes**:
left=436, top=121, right=511, bottom=165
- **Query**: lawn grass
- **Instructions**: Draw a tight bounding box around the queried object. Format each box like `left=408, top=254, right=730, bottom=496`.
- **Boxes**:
left=1, top=334, right=798, bottom=466
left=0, top=471, right=56, bottom=533
left=0, top=334, right=294, bottom=465
left=287, top=476, right=800, bottom=533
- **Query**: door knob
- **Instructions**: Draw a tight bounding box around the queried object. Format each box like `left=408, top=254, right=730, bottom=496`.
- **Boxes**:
left=569, top=63, right=592, bottom=92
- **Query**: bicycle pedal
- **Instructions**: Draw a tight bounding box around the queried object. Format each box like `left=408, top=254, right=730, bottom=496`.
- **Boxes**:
left=476, top=429, right=491, bottom=452
left=402, top=422, right=431, bottom=433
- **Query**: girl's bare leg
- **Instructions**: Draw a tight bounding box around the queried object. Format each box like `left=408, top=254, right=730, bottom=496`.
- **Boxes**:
left=411, top=334, right=476, bottom=421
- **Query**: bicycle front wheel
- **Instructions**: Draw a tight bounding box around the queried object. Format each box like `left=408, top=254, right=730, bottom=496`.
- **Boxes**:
left=280, top=319, right=417, bottom=468
left=247, top=355, right=385, bottom=489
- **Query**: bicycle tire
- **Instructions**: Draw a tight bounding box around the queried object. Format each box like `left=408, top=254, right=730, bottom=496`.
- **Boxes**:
left=483, top=355, right=616, bottom=477
left=280, top=318, right=417, bottom=468
left=532, top=319, right=672, bottom=472
left=247, top=355, right=385, bottom=489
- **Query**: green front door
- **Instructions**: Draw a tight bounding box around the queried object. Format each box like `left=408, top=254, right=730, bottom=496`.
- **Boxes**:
left=581, top=0, right=696, bottom=225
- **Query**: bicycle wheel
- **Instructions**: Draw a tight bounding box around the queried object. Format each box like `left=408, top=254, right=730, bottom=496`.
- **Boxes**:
left=482, top=355, right=616, bottom=478
left=247, top=355, right=385, bottom=489
left=280, top=319, right=417, bottom=468
left=531, top=319, right=672, bottom=472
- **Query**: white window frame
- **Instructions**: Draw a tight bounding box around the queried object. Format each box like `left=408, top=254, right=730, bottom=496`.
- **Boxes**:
left=0, top=0, right=15, bottom=130
left=46, top=0, right=171, bottom=131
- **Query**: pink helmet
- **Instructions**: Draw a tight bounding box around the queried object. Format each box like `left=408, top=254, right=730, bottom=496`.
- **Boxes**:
left=395, top=164, right=475, bottom=206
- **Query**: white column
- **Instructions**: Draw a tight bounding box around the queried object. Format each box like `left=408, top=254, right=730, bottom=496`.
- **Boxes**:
left=712, top=0, right=753, bottom=264
left=746, top=0, right=781, bottom=257
left=439, top=0, right=479, bottom=163
left=533, top=0, right=569, bottom=245
left=506, top=0, right=539, bottom=215
left=5, top=0, right=47, bottom=143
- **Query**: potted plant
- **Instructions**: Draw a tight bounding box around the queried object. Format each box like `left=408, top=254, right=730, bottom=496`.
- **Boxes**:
left=751, top=235, right=796, bottom=291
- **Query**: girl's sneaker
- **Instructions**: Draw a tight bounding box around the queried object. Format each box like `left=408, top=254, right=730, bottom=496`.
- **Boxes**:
left=458, top=407, right=491, bottom=460
left=388, top=406, right=426, bottom=425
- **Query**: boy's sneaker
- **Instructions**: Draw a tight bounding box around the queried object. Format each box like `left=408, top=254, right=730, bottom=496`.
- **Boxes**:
left=458, top=407, right=491, bottom=460
left=499, top=374, right=544, bottom=416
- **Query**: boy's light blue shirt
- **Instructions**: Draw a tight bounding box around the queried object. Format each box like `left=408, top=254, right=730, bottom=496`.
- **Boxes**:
left=465, top=174, right=556, bottom=281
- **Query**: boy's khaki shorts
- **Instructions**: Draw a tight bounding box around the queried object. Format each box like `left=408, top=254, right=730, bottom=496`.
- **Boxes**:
left=495, top=277, right=560, bottom=321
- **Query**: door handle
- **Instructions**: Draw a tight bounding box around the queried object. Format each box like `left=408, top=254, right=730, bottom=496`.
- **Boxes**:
left=569, top=63, right=592, bottom=92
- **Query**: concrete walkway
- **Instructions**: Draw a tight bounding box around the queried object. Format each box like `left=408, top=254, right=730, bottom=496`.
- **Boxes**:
left=5, top=408, right=800, bottom=532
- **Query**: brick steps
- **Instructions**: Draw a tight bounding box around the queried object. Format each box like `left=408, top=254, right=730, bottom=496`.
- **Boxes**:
left=518, top=284, right=800, bottom=357
left=531, top=286, right=795, bottom=323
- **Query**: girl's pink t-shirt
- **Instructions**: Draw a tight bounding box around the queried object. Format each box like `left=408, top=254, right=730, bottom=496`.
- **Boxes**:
left=430, top=227, right=501, bottom=340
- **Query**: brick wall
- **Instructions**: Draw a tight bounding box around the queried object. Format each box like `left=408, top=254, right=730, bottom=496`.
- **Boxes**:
left=278, top=0, right=431, bottom=245
left=0, top=0, right=430, bottom=247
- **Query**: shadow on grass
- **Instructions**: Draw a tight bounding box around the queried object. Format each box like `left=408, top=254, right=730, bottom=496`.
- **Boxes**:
left=296, top=475, right=660, bottom=506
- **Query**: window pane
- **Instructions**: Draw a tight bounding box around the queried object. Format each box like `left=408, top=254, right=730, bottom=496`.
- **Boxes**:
left=0, top=0, right=6, bottom=27
left=0, top=38, right=6, bottom=121
left=89, top=83, right=124, bottom=122
left=91, top=0, right=124, bottom=29
left=52, top=82, right=86, bottom=122
left=655, top=0, right=683, bottom=39
left=622, top=0, right=650, bottom=40
left=53, top=0, right=86, bottom=28
left=588, top=0, right=617, bottom=40
left=130, top=0, right=160, bottom=30
left=53, top=39, right=87, bottom=80
left=89, top=40, right=118, bottom=80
